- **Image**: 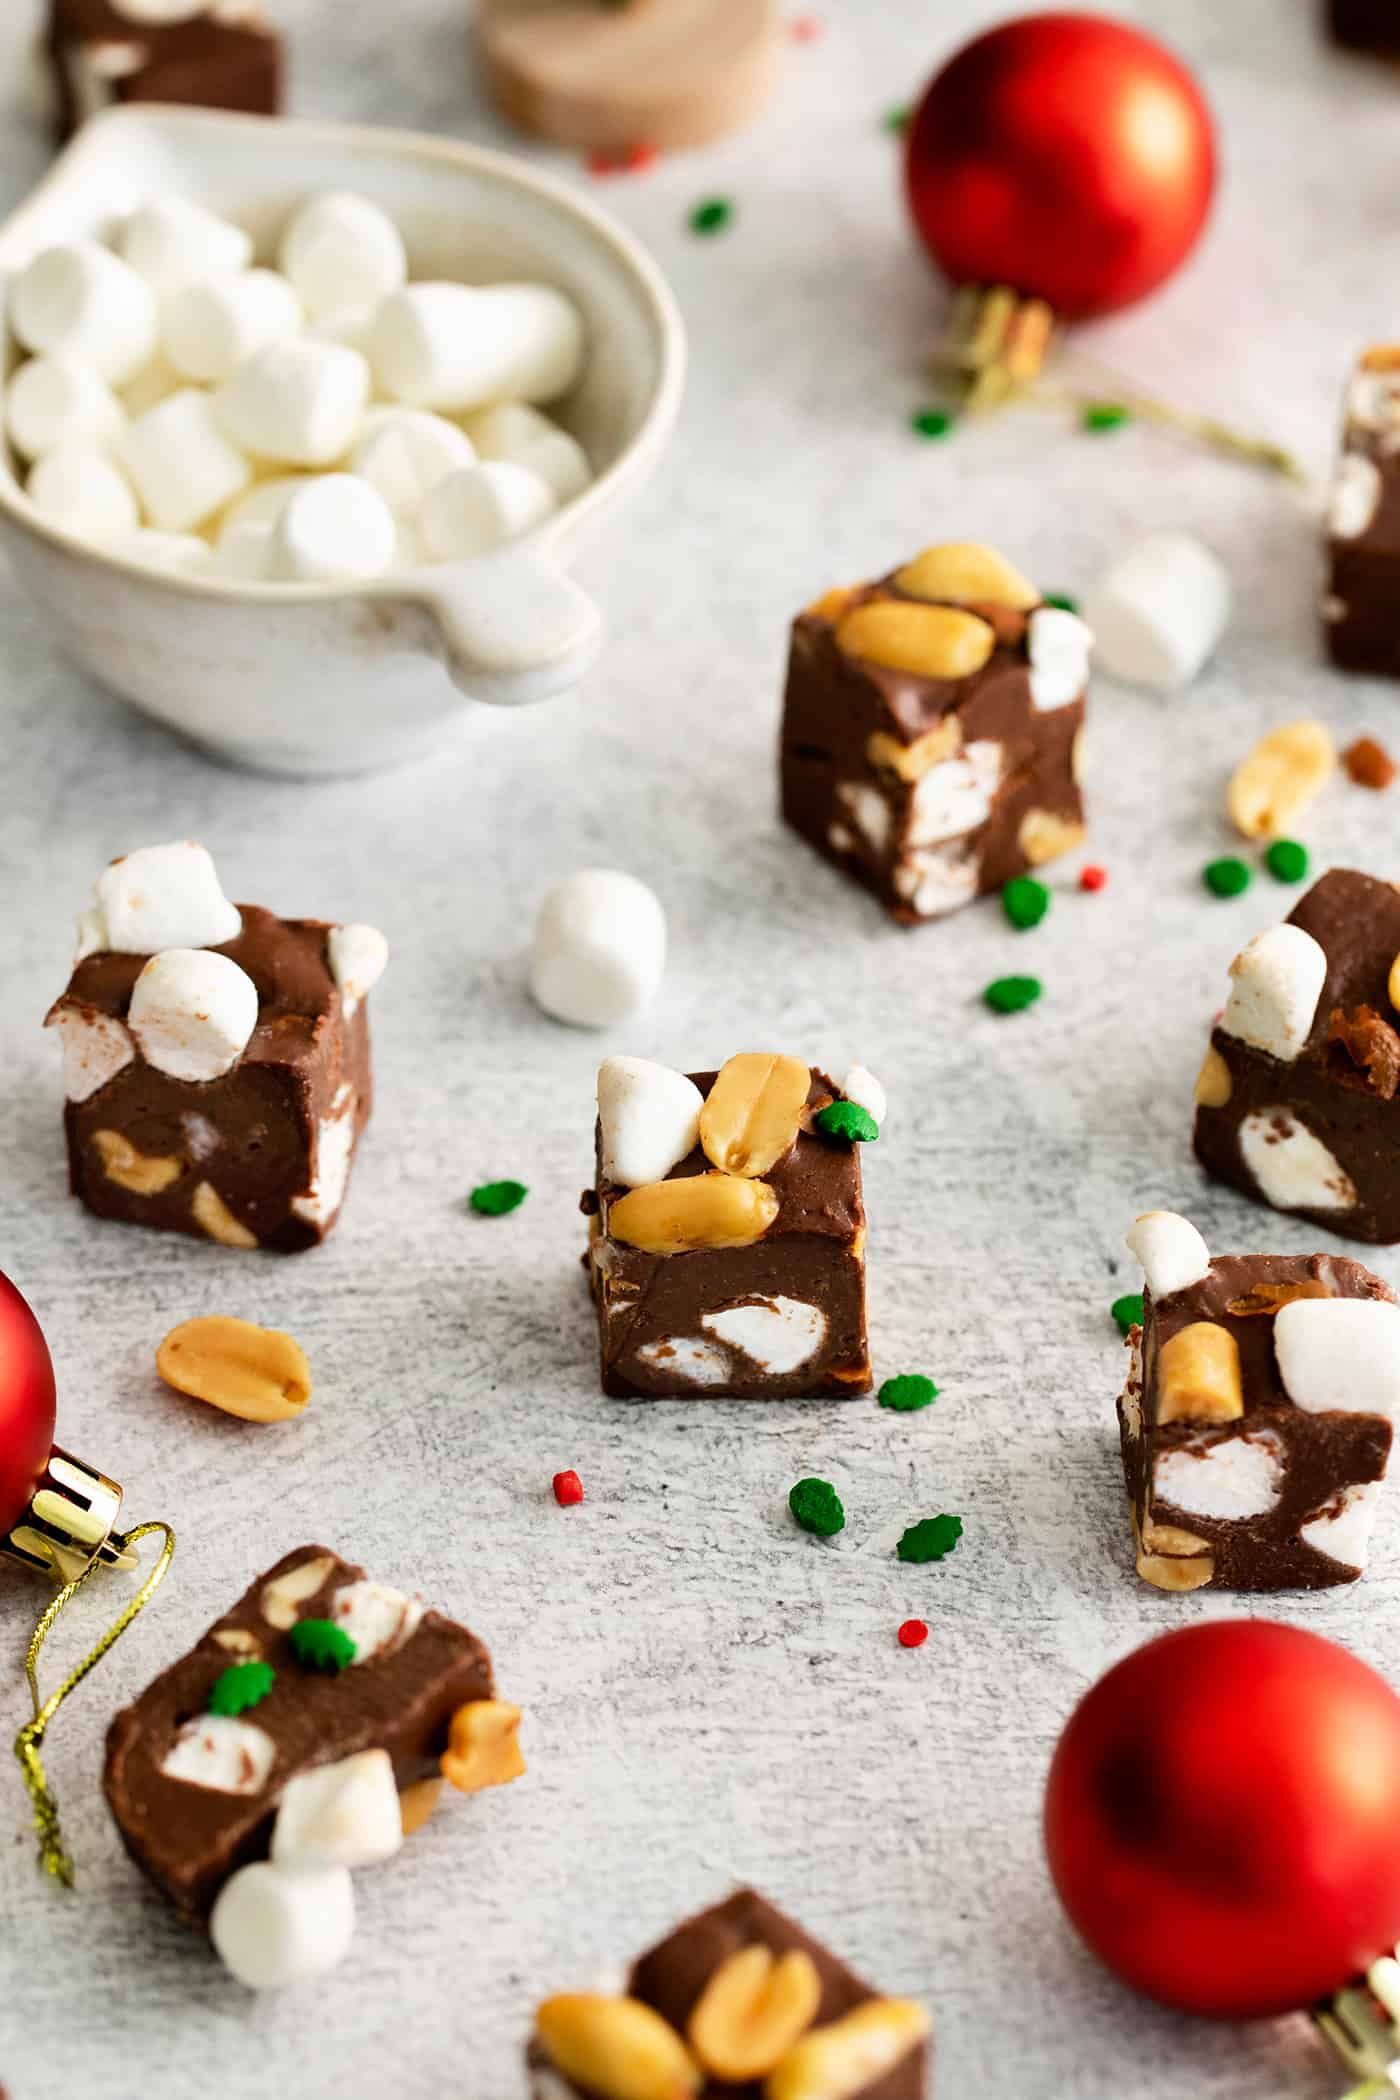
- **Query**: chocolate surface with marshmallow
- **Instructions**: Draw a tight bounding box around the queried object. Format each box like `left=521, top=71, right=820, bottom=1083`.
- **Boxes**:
left=1323, top=349, right=1400, bottom=677
left=47, top=1, right=282, bottom=140
left=104, top=1544, right=494, bottom=1926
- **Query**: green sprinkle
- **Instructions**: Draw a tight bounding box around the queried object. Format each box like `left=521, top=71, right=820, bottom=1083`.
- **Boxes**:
left=984, top=975, right=1042, bottom=1015
left=897, top=1514, right=963, bottom=1564
left=689, top=197, right=733, bottom=237
left=1111, top=1292, right=1144, bottom=1337
left=883, top=104, right=911, bottom=134
left=1002, top=875, right=1050, bottom=931
left=911, top=407, right=954, bottom=440
left=789, top=1477, right=845, bottom=1537
left=1203, top=856, right=1252, bottom=898
left=879, top=1373, right=938, bottom=1413
left=1042, top=591, right=1079, bottom=614
left=1266, top=838, right=1310, bottom=884
left=471, top=1179, right=528, bottom=1216
left=207, top=1660, right=275, bottom=1717
left=1082, top=402, right=1130, bottom=433
left=814, top=1099, right=879, bottom=1143
left=288, top=1619, right=357, bottom=1673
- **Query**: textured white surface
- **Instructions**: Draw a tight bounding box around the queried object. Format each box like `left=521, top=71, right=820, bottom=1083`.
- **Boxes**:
left=2, top=4, right=1400, bottom=2098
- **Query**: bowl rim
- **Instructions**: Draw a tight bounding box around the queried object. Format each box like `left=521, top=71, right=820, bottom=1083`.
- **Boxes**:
left=0, top=102, right=687, bottom=603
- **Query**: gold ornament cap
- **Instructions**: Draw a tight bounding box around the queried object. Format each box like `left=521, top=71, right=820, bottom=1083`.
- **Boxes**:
left=2, top=1446, right=137, bottom=1583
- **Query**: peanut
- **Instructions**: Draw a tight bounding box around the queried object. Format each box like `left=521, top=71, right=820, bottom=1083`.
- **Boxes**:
left=1225, top=1279, right=1332, bottom=1317
left=535, top=1996, right=701, bottom=2100
left=1227, top=719, right=1335, bottom=840
left=440, top=1699, right=527, bottom=1795
left=1361, top=345, right=1400, bottom=372
left=865, top=719, right=961, bottom=782
left=1156, top=1321, right=1244, bottom=1425
left=260, top=1552, right=336, bottom=1629
left=1134, top=1511, right=1215, bottom=1593
left=765, top=1998, right=929, bottom=2100
left=93, top=1129, right=181, bottom=1195
left=688, top=1946, right=821, bottom=2083
left=805, top=586, right=858, bottom=623
left=213, top=1628, right=263, bottom=1657
left=893, top=541, right=1039, bottom=610
left=1389, top=951, right=1400, bottom=1017
left=1017, top=810, right=1087, bottom=867
left=700, top=1054, right=811, bottom=1178
left=399, top=1778, right=443, bottom=1837
left=836, top=601, right=994, bottom=681
left=1194, top=1045, right=1232, bottom=1109
left=609, top=1172, right=779, bottom=1255
left=156, top=1314, right=311, bottom=1424
left=191, top=1180, right=257, bottom=1248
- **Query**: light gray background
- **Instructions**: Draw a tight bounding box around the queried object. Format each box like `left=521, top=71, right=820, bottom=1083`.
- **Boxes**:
left=0, top=2, right=1396, bottom=2095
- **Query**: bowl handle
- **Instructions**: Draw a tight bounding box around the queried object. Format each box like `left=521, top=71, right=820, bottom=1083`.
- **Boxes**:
left=400, top=548, right=603, bottom=707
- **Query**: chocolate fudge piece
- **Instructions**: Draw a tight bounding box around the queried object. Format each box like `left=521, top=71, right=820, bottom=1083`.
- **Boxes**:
left=585, top=1056, right=871, bottom=1399
left=104, top=1544, right=494, bottom=1924
left=1327, top=0, right=1400, bottom=53
left=529, top=1887, right=931, bottom=2099
left=47, top=2, right=282, bottom=140
left=1324, top=348, right=1400, bottom=677
left=1194, top=868, right=1400, bottom=1242
left=45, top=842, right=386, bottom=1253
left=1118, top=1211, right=1399, bottom=1593
left=780, top=541, right=1089, bottom=924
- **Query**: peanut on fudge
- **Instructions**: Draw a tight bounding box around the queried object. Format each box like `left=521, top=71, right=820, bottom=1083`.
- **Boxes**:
left=780, top=542, right=1090, bottom=923
left=1118, top=1211, right=1400, bottom=1593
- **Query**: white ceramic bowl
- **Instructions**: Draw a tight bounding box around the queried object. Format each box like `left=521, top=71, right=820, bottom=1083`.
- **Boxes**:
left=0, top=105, right=685, bottom=774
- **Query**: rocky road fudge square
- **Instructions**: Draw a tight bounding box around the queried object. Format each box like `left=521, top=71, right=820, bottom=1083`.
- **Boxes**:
left=584, top=1055, right=879, bottom=1399
left=1117, top=1210, right=1400, bottom=1594
left=45, top=840, right=387, bottom=1252
left=1324, top=347, right=1400, bottom=677
left=46, top=2, right=283, bottom=140
left=1194, top=867, right=1400, bottom=1242
left=528, top=1885, right=931, bottom=2099
left=779, top=541, right=1091, bottom=924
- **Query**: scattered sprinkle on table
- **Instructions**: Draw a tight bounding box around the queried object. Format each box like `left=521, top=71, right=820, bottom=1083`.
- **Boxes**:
left=1344, top=734, right=1396, bottom=790
left=589, top=142, right=657, bottom=177
left=553, top=1469, right=584, bottom=1507
left=1203, top=856, right=1251, bottom=899
left=814, top=1099, right=879, bottom=1143
left=1043, top=591, right=1080, bottom=614
left=1079, top=864, right=1107, bottom=893
left=1265, top=838, right=1309, bottom=883
left=898, top=1619, right=929, bottom=1649
left=789, top=1477, right=845, bottom=1537
left=690, top=197, right=734, bottom=237
left=1002, top=875, right=1050, bottom=930
left=208, top=1659, right=275, bottom=1716
left=911, top=407, right=954, bottom=440
left=1112, top=1292, right=1144, bottom=1336
left=289, top=1619, right=357, bottom=1673
left=879, top=1373, right=938, bottom=1413
left=897, top=1515, right=963, bottom=1564
left=883, top=103, right=911, bottom=133
left=984, top=974, right=1041, bottom=1015
left=471, top=1179, right=528, bottom=1216
left=1082, top=402, right=1131, bottom=433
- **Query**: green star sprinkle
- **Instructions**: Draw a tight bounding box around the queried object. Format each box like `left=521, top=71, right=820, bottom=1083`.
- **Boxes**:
left=984, top=975, right=1042, bottom=1015
left=1112, top=1292, right=1144, bottom=1337
left=1203, top=856, right=1252, bottom=898
left=1082, top=402, right=1130, bottom=433
left=911, top=407, right=954, bottom=440
left=897, top=1514, right=963, bottom=1564
left=814, top=1100, right=879, bottom=1143
left=1002, top=875, right=1050, bottom=931
left=1042, top=591, right=1080, bottom=614
left=1266, top=838, right=1310, bottom=883
left=207, top=1660, right=275, bottom=1717
left=689, top=197, right=733, bottom=237
left=883, top=104, right=911, bottom=134
left=288, top=1619, right=357, bottom=1673
left=471, top=1179, right=528, bottom=1217
left=789, top=1477, right=845, bottom=1537
left=879, top=1373, right=939, bottom=1413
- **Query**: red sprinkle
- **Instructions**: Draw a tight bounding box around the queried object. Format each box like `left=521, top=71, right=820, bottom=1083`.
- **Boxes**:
left=588, top=142, right=658, bottom=178
left=1079, top=865, right=1108, bottom=892
left=553, top=1470, right=585, bottom=1507
left=897, top=1619, right=929, bottom=1649
left=790, top=14, right=825, bottom=40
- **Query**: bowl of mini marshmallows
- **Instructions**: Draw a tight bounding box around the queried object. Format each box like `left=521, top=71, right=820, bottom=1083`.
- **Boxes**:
left=0, top=105, right=685, bottom=774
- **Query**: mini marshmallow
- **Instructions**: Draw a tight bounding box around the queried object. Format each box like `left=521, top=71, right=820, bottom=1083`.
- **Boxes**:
left=702, top=1297, right=827, bottom=1374
left=6, top=354, right=126, bottom=460
left=271, top=1750, right=403, bottom=1872
left=128, top=949, right=258, bottom=1082
left=162, top=268, right=303, bottom=383
left=349, top=410, right=475, bottom=518
left=11, top=241, right=157, bottom=385
left=419, top=460, right=556, bottom=561
left=117, top=197, right=254, bottom=293
left=327, top=1580, right=422, bottom=1662
left=26, top=442, right=139, bottom=544
left=45, top=1007, right=135, bottom=1102
left=597, top=1057, right=704, bottom=1187
left=371, top=283, right=584, bottom=413
left=1220, top=924, right=1328, bottom=1063
left=530, top=870, right=666, bottom=1029
left=120, top=388, right=252, bottom=533
left=1082, top=532, right=1231, bottom=692
left=210, top=1861, right=355, bottom=1992
left=463, top=401, right=592, bottom=505
left=1330, top=455, right=1381, bottom=540
left=1154, top=1429, right=1284, bottom=1521
left=216, top=339, right=371, bottom=468
left=219, top=475, right=311, bottom=534
left=119, top=350, right=182, bottom=418
left=113, top=529, right=215, bottom=577
left=111, top=1, right=219, bottom=24
left=1238, top=1108, right=1357, bottom=1213
left=280, top=191, right=408, bottom=318
left=1028, top=607, right=1093, bottom=712
left=211, top=518, right=274, bottom=580
left=841, top=1064, right=887, bottom=1128
left=909, top=744, right=1002, bottom=847
left=327, top=923, right=389, bottom=1017
left=266, top=475, right=396, bottom=584
left=1125, top=1210, right=1211, bottom=1298
left=307, top=304, right=378, bottom=357
left=1275, top=1298, right=1400, bottom=1416
left=161, top=1714, right=276, bottom=1794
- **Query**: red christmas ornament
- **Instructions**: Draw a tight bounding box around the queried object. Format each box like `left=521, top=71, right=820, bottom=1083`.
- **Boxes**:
left=0, top=1271, right=57, bottom=1546
left=1045, top=1621, right=1400, bottom=2019
left=906, top=12, right=1216, bottom=321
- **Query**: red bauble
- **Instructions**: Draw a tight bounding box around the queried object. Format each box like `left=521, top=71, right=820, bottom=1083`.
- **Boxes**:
left=906, top=12, right=1216, bottom=319
left=0, top=1270, right=57, bottom=1543
left=1045, top=1622, right=1400, bottom=2018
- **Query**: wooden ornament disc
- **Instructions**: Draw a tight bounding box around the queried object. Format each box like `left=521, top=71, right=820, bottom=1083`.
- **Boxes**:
left=477, top=0, right=784, bottom=154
